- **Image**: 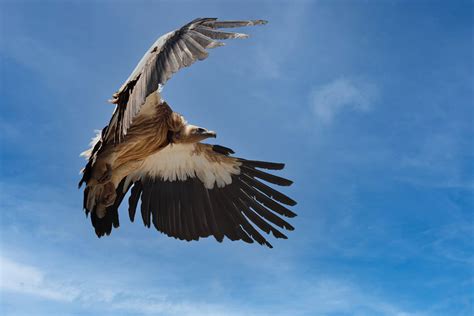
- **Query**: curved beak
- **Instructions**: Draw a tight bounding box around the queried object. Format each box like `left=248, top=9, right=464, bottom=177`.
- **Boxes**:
left=194, top=126, right=217, bottom=138
left=204, top=130, right=217, bottom=138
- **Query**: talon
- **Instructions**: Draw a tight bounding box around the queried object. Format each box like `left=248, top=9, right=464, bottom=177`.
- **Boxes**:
left=98, top=163, right=113, bottom=183
left=100, top=182, right=116, bottom=207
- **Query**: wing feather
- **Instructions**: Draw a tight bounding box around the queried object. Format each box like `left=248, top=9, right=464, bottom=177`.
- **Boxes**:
left=238, top=177, right=297, bottom=218
left=240, top=165, right=293, bottom=186
left=86, top=142, right=296, bottom=247
left=240, top=173, right=297, bottom=206
left=105, top=18, right=266, bottom=143
left=203, top=20, right=268, bottom=29
left=140, top=178, right=152, bottom=228
left=128, top=182, right=142, bottom=222
left=193, top=26, right=249, bottom=40
left=189, top=30, right=224, bottom=49
left=104, top=143, right=296, bottom=247
left=150, top=180, right=161, bottom=231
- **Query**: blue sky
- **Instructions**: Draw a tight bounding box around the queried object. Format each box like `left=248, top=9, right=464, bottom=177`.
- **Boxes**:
left=0, top=1, right=473, bottom=315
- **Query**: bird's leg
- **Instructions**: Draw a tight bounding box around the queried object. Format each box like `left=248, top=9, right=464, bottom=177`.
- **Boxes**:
left=88, top=157, right=144, bottom=216
left=110, top=160, right=144, bottom=186
left=100, top=181, right=116, bottom=207
left=87, top=161, right=116, bottom=210
left=98, top=163, right=113, bottom=183
left=98, top=160, right=144, bottom=208
left=97, top=163, right=118, bottom=207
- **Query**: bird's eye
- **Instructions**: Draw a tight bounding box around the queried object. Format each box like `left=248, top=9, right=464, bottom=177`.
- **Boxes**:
left=196, top=128, right=206, bottom=133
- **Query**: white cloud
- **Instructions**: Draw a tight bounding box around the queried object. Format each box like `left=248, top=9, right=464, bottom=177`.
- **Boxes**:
left=0, top=256, right=80, bottom=302
left=297, top=278, right=421, bottom=316
left=0, top=255, right=421, bottom=316
left=310, top=78, right=378, bottom=124
left=0, top=181, right=436, bottom=316
left=0, top=255, right=247, bottom=316
left=0, top=252, right=415, bottom=316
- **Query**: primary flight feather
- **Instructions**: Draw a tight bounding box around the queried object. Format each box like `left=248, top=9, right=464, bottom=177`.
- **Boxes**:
left=79, top=18, right=297, bottom=248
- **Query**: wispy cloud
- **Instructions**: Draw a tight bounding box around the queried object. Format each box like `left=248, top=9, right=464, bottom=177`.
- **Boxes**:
left=0, top=255, right=245, bottom=316
left=310, top=78, right=378, bottom=124
left=0, top=256, right=79, bottom=302
left=425, top=221, right=474, bottom=265
left=311, top=280, right=421, bottom=316
left=252, top=3, right=310, bottom=79
left=399, top=131, right=474, bottom=190
left=0, top=255, right=420, bottom=316
left=0, top=176, right=421, bottom=316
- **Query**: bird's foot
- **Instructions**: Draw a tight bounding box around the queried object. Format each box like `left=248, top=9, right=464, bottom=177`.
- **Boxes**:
left=98, top=163, right=113, bottom=183
left=100, top=181, right=116, bottom=207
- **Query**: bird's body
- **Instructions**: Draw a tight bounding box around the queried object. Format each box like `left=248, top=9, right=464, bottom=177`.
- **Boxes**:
left=80, top=18, right=297, bottom=247
left=81, top=92, right=179, bottom=216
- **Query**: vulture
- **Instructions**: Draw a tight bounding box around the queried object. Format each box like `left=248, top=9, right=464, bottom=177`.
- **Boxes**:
left=79, top=18, right=297, bottom=248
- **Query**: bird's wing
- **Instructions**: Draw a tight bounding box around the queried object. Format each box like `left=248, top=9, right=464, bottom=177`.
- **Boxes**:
left=105, top=18, right=267, bottom=144
left=87, top=143, right=296, bottom=248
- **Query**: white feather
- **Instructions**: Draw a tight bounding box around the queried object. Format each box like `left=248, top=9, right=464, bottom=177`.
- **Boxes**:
left=129, top=143, right=240, bottom=189
left=80, top=130, right=102, bottom=159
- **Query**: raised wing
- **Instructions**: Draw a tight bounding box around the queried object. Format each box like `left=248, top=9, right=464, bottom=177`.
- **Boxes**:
left=86, top=143, right=297, bottom=248
left=105, top=18, right=267, bottom=143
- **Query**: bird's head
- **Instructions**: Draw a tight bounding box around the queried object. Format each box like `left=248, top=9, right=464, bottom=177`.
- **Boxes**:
left=172, top=124, right=216, bottom=144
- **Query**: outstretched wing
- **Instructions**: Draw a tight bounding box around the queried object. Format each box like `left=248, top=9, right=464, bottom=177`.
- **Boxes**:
left=105, top=18, right=267, bottom=143
left=88, top=143, right=297, bottom=248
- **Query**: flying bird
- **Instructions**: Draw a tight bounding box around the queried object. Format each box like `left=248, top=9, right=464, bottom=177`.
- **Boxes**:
left=79, top=18, right=297, bottom=248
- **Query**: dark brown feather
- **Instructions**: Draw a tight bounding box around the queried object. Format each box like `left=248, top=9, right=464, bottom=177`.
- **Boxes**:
left=83, top=143, right=296, bottom=248
left=241, top=165, right=293, bottom=186
left=241, top=160, right=285, bottom=170
left=128, top=181, right=142, bottom=222
left=240, top=173, right=297, bottom=206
